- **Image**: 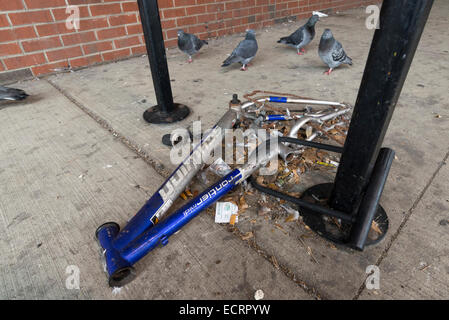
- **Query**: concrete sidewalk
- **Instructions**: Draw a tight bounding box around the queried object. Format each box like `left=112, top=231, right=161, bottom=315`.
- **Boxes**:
left=1, top=2, right=448, bottom=299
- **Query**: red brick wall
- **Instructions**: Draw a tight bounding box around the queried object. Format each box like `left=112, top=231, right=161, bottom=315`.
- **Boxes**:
left=0, top=0, right=380, bottom=79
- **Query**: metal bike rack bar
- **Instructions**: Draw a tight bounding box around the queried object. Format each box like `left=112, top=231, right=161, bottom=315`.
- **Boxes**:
left=330, top=0, right=434, bottom=216
left=137, top=0, right=190, bottom=124
left=252, top=0, right=434, bottom=250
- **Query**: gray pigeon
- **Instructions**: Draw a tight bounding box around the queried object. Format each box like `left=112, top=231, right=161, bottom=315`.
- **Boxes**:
left=177, top=30, right=208, bottom=63
left=318, top=29, right=352, bottom=75
left=277, top=14, right=320, bottom=55
left=221, top=29, right=258, bottom=71
left=0, top=85, right=28, bottom=101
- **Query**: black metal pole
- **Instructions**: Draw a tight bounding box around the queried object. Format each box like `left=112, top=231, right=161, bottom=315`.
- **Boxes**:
left=138, top=0, right=190, bottom=124
left=349, top=148, right=395, bottom=250
left=330, top=0, right=434, bottom=215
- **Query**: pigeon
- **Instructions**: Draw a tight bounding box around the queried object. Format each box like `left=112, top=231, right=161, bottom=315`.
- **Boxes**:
left=177, top=30, right=208, bottom=63
left=277, top=14, right=320, bottom=55
left=318, top=29, right=353, bottom=75
left=0, top=85, right=28, bottom=101
left=221, top=29, right=258, bottom=71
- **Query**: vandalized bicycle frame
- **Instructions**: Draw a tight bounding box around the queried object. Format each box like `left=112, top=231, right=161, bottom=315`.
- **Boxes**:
left=96, top=96, right=348, bottom=287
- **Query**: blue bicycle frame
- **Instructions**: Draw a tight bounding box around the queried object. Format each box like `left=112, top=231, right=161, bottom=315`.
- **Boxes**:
left=95, top=108, right=242, bottom=287
left=96, top=133, right=286, bottom=287
left=96, top=169, right=242, bottom=286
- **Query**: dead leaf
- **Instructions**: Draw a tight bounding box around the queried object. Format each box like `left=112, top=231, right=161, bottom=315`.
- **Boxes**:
left=291, top=170, right=300, bottom=183
left=239, top=196, right=249, bottom=212
left=271, top=255, right=279, bottom=269
left=419, top=264, right=431, bottom=271
left=256, top=175, right=266, bottom=186
left=371, top=220, right=382, bottom=234
left=241, top=231, right=253, bottom=241
left=286, top=191, right=301, bottom=197
left=258, top=206, right=271, bottom=216
left=305, top=126, right=313, bottom=139
left=274, top=223, right=288, bottom=234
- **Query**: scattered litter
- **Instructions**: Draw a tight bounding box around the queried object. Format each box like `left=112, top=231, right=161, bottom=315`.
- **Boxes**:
left=258, top=205, right=271, bottom=216
left=281, top=204, right=300, bottom=222
left=242, top=180, right=254, bottom=193
left=103, top=164, right=113, bottom=169
left=316, top=161, right=336, bottom=168
left=200, top=171, right=209, bottom=185
left=241, top=231, right=253, bottom=241
left=112, top=287, right=123, bottom=295
left=208, top=157, right=232, bottom=176
left=215, top=202, right=239, bottom=224
left=271, top=255, right=279, bottom=269
left=305, top=126, right=313, bottom=139
left=419, top=261, right=430, bottom=271
left=274, top=223, right=288, bottom=234
left=52, top=67, right=72, bottom=72
left=185, top=189, right=193, bottom=197
left=239, top=196, right=249, bottom=212
left=298, top=236, right=319, bottom=264
left=254, top=289, right=264, bottom=300
left=371, top=220, right=382, bottom=234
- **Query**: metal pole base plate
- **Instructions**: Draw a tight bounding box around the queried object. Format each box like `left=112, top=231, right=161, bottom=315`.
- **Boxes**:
left=143, top=103, right=190, bottom=124
left=299, top=183, right=389, bottom=247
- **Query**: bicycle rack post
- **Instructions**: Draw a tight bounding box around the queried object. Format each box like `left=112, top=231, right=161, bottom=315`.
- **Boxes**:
left=325, top=0, right=434, bottom=249
left=137, top=0, right=190, bottom=124
left=252, top=0, right=434, bottom=250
